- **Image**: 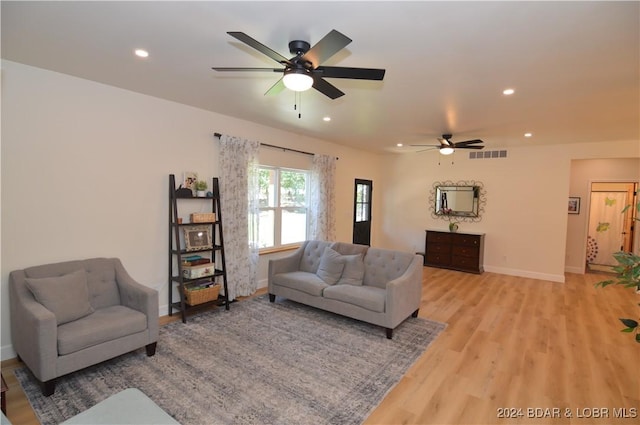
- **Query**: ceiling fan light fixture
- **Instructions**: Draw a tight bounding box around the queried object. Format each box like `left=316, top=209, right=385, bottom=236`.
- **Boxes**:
left=440, top=147, right=455, bottom=155
left=283, top=68, right=313, bottom=92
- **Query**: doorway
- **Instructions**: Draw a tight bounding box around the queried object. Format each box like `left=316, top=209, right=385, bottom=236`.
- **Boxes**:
left=586, top=182, right=637, bottom=272
left=353, top=179, right=372, bottom=246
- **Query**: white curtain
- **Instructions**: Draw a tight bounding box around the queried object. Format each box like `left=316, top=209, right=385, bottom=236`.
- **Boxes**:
left=308, top=154, right=337, bottom=241
left=218, top=134, right=260, bottom=300
left=587, top=192, right=627, bottom=266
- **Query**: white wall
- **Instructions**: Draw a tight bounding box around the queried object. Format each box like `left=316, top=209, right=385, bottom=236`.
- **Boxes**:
left=381, top=140, right=639, bottom=282
left=0, top=60, right=383, bottom=359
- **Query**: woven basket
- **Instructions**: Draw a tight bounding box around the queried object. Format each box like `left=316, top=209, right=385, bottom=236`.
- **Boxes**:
left=190, top=213, right=216, bottom=223
left=184, top=284, right=220, bottom=306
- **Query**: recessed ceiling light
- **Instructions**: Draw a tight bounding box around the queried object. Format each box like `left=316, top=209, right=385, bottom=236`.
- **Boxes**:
left=396, top=143, right=403, bottom=147
left=134, top=49, right=149, bottom=58
left=524, top=132, right=533, bottom=138
left=502, top=88, right=515, bottom=95
left=323, top=116, right=331, bottom=122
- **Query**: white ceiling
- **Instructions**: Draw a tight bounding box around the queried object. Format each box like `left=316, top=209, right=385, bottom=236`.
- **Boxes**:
left=2, top=1, right=638, bottom=154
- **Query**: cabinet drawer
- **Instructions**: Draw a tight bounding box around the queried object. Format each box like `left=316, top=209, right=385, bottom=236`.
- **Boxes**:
left=452, top=234, right=481, bottom=247
left=426, top=252, right=450, bottom=266
left=451, top=255, right=479, bottom=270
left=452, top=245, right=479, bottom=258
left=427, top=231, right=452, bottom=244
left=426, top=243, right=451, bottom=255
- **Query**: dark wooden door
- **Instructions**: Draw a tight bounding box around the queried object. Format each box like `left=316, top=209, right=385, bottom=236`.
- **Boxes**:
left=353, top=179, right=372, bottom=245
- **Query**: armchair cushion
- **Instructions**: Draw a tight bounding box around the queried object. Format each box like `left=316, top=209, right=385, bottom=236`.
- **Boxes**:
left=57, top=305, right=147, bottom=355
left=25, top=269, right=94, bottom=325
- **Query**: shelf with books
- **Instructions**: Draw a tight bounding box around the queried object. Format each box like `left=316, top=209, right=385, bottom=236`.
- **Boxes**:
left=168, top=174, right=229, bottom=323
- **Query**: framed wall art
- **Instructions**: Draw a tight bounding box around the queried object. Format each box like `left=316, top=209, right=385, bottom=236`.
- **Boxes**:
left=568, top=197, right=580, bottom=214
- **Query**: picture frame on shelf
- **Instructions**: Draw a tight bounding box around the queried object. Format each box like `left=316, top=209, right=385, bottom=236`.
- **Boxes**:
left=568, top=197, right=580, bottom=214
left=183, top=172, right=198, bottom=194
left=184, top=226, right=212, bottom=251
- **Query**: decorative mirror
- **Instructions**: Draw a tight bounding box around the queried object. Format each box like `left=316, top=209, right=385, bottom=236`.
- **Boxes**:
left=429, top=180, right=486, bottom=222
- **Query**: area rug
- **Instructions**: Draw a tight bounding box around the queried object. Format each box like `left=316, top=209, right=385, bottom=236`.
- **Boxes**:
left=15, top=295, right=446, bottom=425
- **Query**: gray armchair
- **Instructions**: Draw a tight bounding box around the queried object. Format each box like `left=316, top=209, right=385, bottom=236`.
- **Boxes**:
left=9, top=257, right=158, bottom=396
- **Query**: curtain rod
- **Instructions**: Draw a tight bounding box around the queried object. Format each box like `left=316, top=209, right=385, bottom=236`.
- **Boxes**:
left=214, top=132, right=338, bottom=160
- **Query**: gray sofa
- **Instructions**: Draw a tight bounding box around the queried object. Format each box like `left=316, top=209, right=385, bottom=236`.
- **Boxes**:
left=9, top=257, right=159, bottom=396
left=268, top=241, right=423, bottom=338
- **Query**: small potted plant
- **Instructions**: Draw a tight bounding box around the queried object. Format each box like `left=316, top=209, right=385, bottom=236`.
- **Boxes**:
left=195, top=180, right=208, bottom=197
left=448, top=220, right=459, bottom=232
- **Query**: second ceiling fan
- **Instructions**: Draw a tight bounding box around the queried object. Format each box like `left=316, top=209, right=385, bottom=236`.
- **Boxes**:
left=212, top=30, right=385, bottom=99
left=411, top=134, right=485, bottom=155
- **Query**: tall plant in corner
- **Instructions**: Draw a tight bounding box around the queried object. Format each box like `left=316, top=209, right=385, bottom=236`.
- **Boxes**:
left=595, top=200, right=640, bottom=343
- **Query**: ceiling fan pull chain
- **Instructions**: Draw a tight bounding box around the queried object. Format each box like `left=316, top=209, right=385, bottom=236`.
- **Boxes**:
left=293, top=91, right=302, bottom=119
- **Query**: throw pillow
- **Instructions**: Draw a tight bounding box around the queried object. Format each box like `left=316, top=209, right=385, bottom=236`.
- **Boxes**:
left=337, top=253, right=365, bottom=285
left=25, top=269, right=94, bottom=325
left=316, top=247, right=345, bottom=285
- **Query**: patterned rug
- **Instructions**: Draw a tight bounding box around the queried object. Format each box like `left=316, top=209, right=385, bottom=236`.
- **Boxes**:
left=15, top=295, right=446, bottom=425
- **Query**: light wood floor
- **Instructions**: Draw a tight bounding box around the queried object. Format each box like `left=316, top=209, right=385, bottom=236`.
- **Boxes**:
left=2, top=268, right=638, bottom=424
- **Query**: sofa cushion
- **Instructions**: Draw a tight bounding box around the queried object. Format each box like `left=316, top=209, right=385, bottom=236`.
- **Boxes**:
left=316, top=247, right=345, bottom=285
left=57, top=305, right=147, bottom=355
left=25, top=269, right=95, bottom=325
left=330, top=242, right=368, bottom=256
left=272, top=271, right=329, bottom=296
left=337, top=253, right=365, bottom=286
left=323, top=284, right=386, bottom=313
left=299, top=241, right=333, bottom=273
left=363, top=248, right=415, bottom=289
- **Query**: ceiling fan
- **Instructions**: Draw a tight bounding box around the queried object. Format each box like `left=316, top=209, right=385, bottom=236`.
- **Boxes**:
left=212, top=30, right=385, bottom=99
left=411, top=134, right=485, bottom=155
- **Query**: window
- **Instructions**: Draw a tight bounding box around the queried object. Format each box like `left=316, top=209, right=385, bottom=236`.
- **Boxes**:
left=258, top=167, right=309, bottom=249
left=355, top=181, right=371, bottom=222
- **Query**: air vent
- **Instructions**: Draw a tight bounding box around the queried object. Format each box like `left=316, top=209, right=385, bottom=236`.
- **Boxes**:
left=469, top=150, right=507, bottom=159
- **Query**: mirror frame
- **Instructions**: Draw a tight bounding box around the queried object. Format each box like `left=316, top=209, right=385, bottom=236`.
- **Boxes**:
left=429, top=180, right=486, bottom=222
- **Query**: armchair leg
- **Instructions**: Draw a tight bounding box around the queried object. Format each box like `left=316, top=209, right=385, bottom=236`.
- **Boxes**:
left=146, top=342, right=157, bottom=357
left=386, top=328, right=393, bottom=339
left=268, top=294, right=275, bottom=302
left=412, top=309, right=419, bottom=318
left=41, top=379, right=55, bottom=397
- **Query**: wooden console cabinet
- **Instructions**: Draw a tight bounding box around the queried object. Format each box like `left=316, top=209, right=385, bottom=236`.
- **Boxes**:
left=424, top=230, right=485, bottom=274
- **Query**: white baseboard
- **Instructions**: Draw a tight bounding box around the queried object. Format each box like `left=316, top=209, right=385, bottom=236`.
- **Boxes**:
left=1, top=344, right=16, bottom=362
left=483, top=265, right=566, bottom=283
left=564, top=265, right=585, bottom=274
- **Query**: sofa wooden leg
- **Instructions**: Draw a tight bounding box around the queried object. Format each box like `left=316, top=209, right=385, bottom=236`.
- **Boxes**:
left=146, top=342, right=157, bottom=357
left=41, top=379, right=55, bottom=397
left=412, top=309, right=419, bottom=318
left=386, top=328, right=393, bottom=339
left=268, top=294, right=275, bottom=302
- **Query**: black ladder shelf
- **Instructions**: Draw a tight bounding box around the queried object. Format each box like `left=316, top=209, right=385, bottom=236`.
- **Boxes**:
left=168, top=174, right=229, bottom=323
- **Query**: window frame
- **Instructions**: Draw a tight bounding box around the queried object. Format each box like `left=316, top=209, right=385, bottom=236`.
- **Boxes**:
left=258, top=166, right=310, bottom=252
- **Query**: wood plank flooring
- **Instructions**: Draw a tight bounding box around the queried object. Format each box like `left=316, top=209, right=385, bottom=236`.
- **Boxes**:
left=2, top=267, right=638, bottom=424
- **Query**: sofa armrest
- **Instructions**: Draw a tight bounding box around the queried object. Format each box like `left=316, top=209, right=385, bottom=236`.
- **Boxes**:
left=268, top=245, right=305, bottom=289
left=114, top=259, right=159, bottom=341
left=9, top=271, right=58, bottom=382
left=385, top=255, right=423, bottom=326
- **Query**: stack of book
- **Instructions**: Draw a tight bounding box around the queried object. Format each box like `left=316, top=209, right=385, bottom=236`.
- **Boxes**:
left=182, top=255, right=211, bottom=267
left=187, top=281, right=217, bottom=291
